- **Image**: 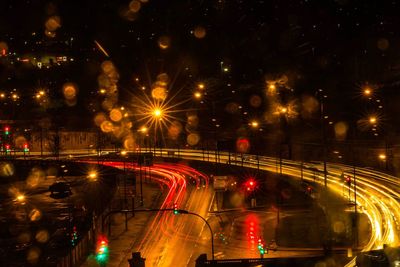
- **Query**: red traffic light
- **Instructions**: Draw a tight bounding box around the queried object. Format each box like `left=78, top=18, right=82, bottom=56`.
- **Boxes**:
left=245, top=178, right=256, bottom=191
left=345, top=176, right=351, bottom=184
left=96, top=235, right=109, bottom=263
left=96, top=235, right=108, bottom=253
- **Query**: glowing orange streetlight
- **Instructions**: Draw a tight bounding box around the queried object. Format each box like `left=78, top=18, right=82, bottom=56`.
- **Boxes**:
left=15, top=193, right=26, bottom=205
left=369, top=116, right=377, bottom=124
left=197, top=83, right=205, bottom=90
left=363, top=87, right=372, bottom=96
left=194, top=92, right=202, bottom=99
left=250, top=121, right=259, bottom=128
left=87, top=171, right=98, bottom=182
left=139, top=126, right=148, bottom=134
left=153, top=108, right=162, bottom=118
left=378, top=153, right=386, bottom=161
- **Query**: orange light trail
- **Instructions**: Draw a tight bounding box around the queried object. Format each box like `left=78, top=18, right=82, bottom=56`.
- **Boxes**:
left=94, top=40, right=110, bottom=57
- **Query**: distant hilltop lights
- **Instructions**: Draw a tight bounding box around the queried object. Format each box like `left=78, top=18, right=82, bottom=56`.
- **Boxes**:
left=0, top=51, right=74, bottom=69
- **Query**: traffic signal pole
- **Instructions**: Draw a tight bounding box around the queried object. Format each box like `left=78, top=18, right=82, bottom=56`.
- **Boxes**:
left=101, top=208, right=215, bottom=260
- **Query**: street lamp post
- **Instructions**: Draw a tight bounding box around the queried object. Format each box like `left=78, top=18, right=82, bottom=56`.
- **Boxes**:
left=102, top=208, right=215, bottom=260
left=183, top=211, right=215, bottom=261
left=316, top=89, right=328, bottom=188
left=350, top=122, right=358, bottom=248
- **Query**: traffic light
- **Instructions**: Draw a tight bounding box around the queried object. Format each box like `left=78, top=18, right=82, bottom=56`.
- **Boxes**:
left=245, top=178, right=256, bottom=192
left=173, top=203, right=179, bottom=215
left=5, top=144, right=10, bottom=152
left=257, top=238, right=263, bottom=250
left=4, top=126, right=9, bottom=135
left=23, top=143, right=29, bottom=152
left=96, top=236, right=109, bottom=264
left=307, top=186, right=313, bottom=194
left=257, top=238, right=266, bottom=255
left=71, top=226, right=78, bottom=246
left=345, top=176, right=351, bottom=185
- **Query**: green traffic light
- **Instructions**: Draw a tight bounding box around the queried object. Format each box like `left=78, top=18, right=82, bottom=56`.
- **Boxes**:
left=96, top=252, right=108, bottom=263
left=96, top=237, right=109, bottom=264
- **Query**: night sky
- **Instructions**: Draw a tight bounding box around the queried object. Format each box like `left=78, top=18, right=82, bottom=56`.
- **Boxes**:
left=1, top=0, right=400, bottom=139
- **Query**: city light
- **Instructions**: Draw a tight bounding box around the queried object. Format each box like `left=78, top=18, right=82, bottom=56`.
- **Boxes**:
left=87, top=171, right=98, bottom=182
left=194, top=91, right=202, bottom=99
left=369, top=116, right=377, bottom=124
left=16, top=194, right=25, bottom=202
left=379, top=154, right=386, bottom=160
left=197, top=83, right=205, bottom=90
left=36, top=90, right=45, bottom=99
left=279, top=106, right=287, bottom=114
left=15, top=193, right=26, bottom=205
left=139, top=126, right=148, bottom=133
left=153, top=108, right=163, bottom=118
left=364, top=87, right=372, bottom=96
left=250, top=120, right=259, bottom=128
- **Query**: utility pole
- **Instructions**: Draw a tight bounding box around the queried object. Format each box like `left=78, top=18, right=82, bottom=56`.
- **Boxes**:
left=317, top=89, right=328, bottom=187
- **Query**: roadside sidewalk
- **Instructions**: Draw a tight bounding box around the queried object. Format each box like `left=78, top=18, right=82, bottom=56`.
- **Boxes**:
left=81, top=181, right=165, bottom=267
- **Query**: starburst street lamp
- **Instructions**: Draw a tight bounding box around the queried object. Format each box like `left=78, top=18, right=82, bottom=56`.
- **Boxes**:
left=250, top=120, right=259, bottom=128
left=153, top=108, right=163, bottom=118
left=363, top=86, right=372, bottom=96
left=16, top=194, right=26, bottom=203
left=369, top=116, right=377, bottom=125
left=87, top=171, right=98, bottom=182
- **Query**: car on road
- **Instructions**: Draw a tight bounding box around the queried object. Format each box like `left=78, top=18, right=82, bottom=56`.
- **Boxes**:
left=49, top=182, right=72, bottom=198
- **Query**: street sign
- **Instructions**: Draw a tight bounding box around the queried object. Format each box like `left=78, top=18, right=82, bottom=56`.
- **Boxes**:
left=213, top=176, right=228, bottom=190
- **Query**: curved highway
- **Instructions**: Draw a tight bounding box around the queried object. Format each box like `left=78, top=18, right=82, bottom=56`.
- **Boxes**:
left=18, top=148, right=400, bottom=266
left=127, top=148, right=400, bottom=266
